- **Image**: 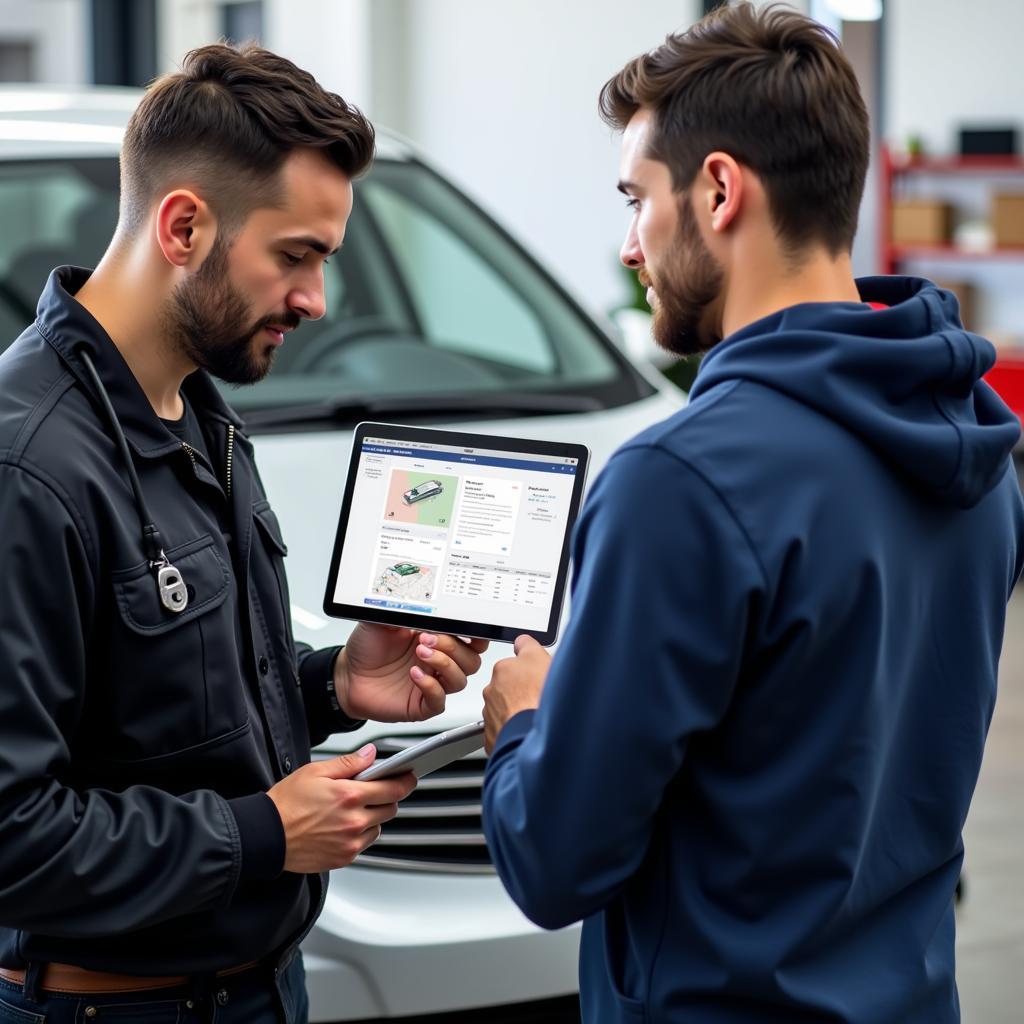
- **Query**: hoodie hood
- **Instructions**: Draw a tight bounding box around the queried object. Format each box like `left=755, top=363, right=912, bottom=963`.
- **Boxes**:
left=689, top=276, right=1020, bottom=508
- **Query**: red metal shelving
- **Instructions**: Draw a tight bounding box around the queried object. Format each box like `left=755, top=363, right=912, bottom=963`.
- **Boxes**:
left=887, top=244, right=1024, bottom=263
left=890, top=155, right=1024, bottom=175
left=879, top=144, right=1024, bottom=425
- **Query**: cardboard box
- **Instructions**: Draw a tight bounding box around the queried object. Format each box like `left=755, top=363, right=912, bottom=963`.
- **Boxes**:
left=992, top=194, right=1024, bottom=248
left=932, top=279, right=976, bottom=330
left=891, top=200, right=953, bottom=246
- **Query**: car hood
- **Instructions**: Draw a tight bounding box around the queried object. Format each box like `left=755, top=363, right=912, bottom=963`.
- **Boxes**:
left=251, top=388, right=684, bottom=748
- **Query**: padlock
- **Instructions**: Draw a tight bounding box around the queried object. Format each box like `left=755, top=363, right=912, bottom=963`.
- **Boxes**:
left=157, top=562, right=189, bottom=613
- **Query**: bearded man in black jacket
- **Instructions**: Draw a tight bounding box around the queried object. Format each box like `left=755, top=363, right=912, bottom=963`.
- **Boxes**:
left=0, top=43, right=486, bottom=1024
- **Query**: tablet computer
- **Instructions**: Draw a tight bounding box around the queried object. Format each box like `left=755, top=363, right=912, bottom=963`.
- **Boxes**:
left=323, top=422, right=590, bottom=646
left=354, top=721, right=486, bottom=781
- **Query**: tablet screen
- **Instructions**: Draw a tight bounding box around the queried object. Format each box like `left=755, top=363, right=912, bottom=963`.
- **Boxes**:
left=323, top=423, right=589, bottom=645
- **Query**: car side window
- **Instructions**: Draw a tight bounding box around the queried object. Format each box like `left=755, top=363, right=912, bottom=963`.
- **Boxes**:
left=0, top=159, right=119, bottom=351
left=361, top=178, right=556, bottom=374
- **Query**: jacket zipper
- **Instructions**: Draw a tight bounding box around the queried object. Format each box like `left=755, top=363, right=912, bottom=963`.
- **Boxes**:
left=225, top=424, right=235, bottom=499
left=183, top=431, right=235, bottom=498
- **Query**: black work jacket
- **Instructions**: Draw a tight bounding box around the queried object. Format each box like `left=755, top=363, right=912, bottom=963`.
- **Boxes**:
left=0, top=268, right=360, bottom=974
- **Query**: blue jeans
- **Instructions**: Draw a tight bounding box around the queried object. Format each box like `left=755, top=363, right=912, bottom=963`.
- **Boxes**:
left=0, top=952, right=308, bottom=1024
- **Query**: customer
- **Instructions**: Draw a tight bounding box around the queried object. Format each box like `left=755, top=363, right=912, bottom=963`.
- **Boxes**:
left=481, top=5, right=1024, bottom=1022
left=0, top=44, right=485, bottom=1024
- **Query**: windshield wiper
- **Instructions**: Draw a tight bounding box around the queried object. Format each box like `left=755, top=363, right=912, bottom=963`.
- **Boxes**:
left=241, top=391, right=603, bottom=430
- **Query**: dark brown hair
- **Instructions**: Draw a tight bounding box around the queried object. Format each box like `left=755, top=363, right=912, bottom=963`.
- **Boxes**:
left=599, top=2, right=869, bottom=255
left=119, top=42, right=375, bottom=235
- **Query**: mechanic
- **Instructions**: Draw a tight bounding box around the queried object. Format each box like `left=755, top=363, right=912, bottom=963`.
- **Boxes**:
left=481, top=4, right=1024, bottom=1022
left=0, top=44, right=486, bottom=1024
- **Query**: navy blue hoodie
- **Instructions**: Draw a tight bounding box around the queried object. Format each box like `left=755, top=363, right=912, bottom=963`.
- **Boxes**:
left=482, top=277, right=1024, bottom=1023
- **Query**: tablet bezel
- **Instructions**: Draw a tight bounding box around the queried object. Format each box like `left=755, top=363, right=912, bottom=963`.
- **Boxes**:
left=322, top=421, right=590, bottom=646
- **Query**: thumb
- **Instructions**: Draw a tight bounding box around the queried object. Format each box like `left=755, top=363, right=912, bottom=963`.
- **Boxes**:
left=513, top=634, right=542, bottom=657
left=321, top=743, right=376, bottom=779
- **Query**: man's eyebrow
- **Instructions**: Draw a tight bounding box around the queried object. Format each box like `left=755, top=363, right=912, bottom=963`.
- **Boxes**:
left=617, top=180, right=642, bottom=195
left=280, top=236, right=342, bottom=256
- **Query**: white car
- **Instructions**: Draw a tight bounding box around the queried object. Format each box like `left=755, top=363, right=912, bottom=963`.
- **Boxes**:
left=0, top=86, right=685, bottom=1022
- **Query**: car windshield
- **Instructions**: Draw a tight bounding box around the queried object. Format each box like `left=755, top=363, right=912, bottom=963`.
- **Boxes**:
left=0, top=155, right=652, bottom=425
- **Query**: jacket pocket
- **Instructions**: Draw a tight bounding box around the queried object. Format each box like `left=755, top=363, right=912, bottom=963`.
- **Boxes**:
left=103, top=534, right=246, bottom=762
left=112, top=533, right=229, bottom=634
left=253, top=501, right=288, bottom=557
left=600, top=903, right=648, bottom=1023
left=66, top=994, right=183, bottom=1020
left=0, top=992, right=46, bottom=1024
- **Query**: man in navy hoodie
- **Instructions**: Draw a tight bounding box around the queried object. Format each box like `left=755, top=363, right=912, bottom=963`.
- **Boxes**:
left=480, top=4, right=1024, bottom=1022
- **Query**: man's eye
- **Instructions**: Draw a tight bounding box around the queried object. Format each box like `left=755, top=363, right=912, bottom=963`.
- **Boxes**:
left=282, top=252, right=303, bottom=266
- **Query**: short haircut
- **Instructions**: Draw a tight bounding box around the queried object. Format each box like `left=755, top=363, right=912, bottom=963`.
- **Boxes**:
left=119, top=42, right=375, bottom=236
left=599, top=2, right=869, bottom=255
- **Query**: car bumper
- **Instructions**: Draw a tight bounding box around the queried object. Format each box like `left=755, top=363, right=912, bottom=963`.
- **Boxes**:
left=301, top=864, right=581, bottom=1021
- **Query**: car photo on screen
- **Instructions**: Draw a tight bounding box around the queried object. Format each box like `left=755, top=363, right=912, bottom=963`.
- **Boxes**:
left=402, top=479, right=444, bottom=504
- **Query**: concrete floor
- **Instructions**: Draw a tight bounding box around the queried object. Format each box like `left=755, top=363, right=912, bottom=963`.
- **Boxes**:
left=956, top=587, right=1024, bottom=1021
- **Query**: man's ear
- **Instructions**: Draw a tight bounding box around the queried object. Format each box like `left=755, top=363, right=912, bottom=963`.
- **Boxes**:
left=155, top=190, right=217, bottom=268
left=699, top=152, right=744, bottom=234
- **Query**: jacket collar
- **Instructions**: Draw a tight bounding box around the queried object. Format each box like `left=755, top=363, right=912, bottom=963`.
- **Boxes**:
left=36, top=266, right=246, bottom=458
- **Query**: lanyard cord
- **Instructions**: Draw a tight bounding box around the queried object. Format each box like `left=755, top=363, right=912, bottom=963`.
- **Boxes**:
left=76, top=346, right=166, bottom=567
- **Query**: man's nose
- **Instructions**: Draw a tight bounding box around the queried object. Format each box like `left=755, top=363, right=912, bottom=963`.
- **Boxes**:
left=288, top=276, right=326, bottom=321
left=620, top=227, right=643, bottom=269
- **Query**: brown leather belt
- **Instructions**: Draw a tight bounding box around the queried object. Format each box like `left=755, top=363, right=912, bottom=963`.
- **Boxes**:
left=0, top=959, right=261, bottom=994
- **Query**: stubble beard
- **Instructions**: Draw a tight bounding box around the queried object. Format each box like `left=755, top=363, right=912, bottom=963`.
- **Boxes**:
left=642, top=198, right=725, bottom=358
left=165, top=234, right=291, bottom=386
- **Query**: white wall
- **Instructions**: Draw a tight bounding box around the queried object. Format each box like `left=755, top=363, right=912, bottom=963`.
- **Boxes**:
left=158, top=0, right=373, bottom=99
left=318, top=0, right=704, bottom=320
left=0, top=0, right=88, bottom=84
left=886, top=0, right=1024, bottom=157
left=157, top=0, right=221, bottom=75
left=262, top=0, right=372, bottom=105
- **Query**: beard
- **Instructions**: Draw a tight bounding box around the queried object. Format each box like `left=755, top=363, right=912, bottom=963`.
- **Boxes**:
left=641, top=197, right=725, bottom=357
left=165, top=234, right=299, bottom=385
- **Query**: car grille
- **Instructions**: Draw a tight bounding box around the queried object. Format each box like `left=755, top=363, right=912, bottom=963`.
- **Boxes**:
left=355, top=733, right=494, bottom=875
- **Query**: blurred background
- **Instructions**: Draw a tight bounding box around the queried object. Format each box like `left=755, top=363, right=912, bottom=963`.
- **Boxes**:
left=1, top=1, right=1023, bottom=1020
left=3, top=0, right=1023, bottom=353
